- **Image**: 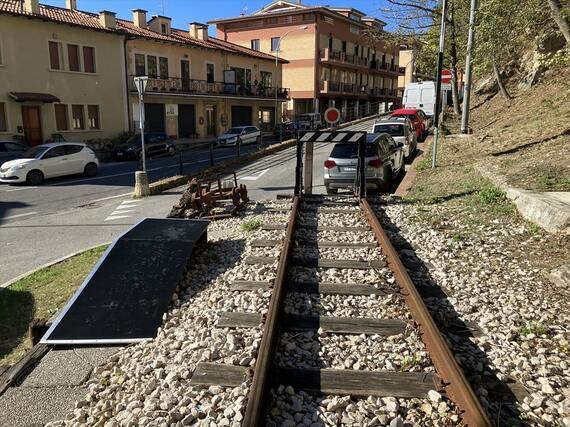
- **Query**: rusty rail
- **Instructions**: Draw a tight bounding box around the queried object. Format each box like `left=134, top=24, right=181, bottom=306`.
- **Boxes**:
left=360, top=198, right=491, bottom=427
left=242, top=197, right=300, bottom=426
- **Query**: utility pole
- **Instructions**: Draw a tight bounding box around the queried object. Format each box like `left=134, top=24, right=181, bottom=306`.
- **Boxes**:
left=461, top=0, right=477, bottom=134
left=432, top=0, right=448, bottom=168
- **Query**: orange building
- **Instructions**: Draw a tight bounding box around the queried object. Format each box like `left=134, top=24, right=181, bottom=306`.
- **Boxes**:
left=210, top=1, right=404, bottom=121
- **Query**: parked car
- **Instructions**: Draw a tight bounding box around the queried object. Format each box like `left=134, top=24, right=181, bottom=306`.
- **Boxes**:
left=0, top=141, right=29, bottom=165
left=296, top=113, right=323, bottom=131
left=217, top=126, right=261, bottom=147
left=273, top=121, right=295, bottom=139
left=323, top=133, right=405, bottom=194
left=115, top=133, right=175, bottom=160
left=371, top=118, right=417, bottom=162
left=0, top=143, right=99, bottom=185
left=390, top=108, right=430, bottom=141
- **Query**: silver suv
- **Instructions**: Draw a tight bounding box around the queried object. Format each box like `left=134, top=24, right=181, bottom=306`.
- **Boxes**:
left=371, top=118, right=417, bottom=162
left=323, top=133, right=405, bottom=194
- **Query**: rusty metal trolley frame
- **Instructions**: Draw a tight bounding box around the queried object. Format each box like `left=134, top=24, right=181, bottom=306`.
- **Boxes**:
left=242, top=131, right=491, bottom=426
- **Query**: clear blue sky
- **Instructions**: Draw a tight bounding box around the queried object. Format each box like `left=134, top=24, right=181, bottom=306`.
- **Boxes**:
left=41, top=0, right=393, bottom=32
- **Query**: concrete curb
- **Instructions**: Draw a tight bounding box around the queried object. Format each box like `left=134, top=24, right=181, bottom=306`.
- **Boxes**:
left=394, top=139, right=431, bottom=198
left=476, top=165, right=570, bottom=233
left=1, top=243, right=110, bottom=289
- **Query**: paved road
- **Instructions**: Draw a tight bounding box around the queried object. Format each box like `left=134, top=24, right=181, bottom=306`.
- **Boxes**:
left=0, top=139, right=277, bottom=285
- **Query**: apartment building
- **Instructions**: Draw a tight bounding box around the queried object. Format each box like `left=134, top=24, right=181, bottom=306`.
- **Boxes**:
left=0, top=0, right=286, bottom=147
left=0, top=0, right=129, bottom=146
left=120, top=11, right=288, bottom=137
left=398, top=46, right=434, bottom=90
left=211, top=0, right=405, bottom=120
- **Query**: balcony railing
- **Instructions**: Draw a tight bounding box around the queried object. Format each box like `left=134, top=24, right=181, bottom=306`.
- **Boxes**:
left=369, top=87, right=399, bottom=97
left=320, top=48, right=369, bottom=68
left=130, top=76, right=289, bottom=99
left=320, top=80, right=370, bottom=96
left=369, top=61, right=405, bottom=75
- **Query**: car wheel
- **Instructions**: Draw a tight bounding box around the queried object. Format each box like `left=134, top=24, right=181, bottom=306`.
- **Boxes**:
left=168, top=146, right=176, bottom=156
left=326, top=187, right=337, bottom=195
left=26, top=169, right=44, bottom=185
left=84, top=162, right=98, bottom=177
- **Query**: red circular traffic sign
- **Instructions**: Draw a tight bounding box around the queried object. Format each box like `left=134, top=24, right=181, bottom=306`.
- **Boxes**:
left=324, top=107, right=341, bottom=125
left=441, top=69, right=452, bottom=84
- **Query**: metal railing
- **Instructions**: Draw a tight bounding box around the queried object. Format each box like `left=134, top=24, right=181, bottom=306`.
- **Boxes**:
left=320, top=48, right=369, bottom=68
left=130, top=76, right=289, bottom=99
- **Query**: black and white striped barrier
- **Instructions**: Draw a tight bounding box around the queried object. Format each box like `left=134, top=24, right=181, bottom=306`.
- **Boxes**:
left=299, top=131, right=366, bottom=143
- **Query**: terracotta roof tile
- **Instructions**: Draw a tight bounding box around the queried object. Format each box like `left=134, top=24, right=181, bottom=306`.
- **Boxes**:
left=0, top=0, right=285, bottom=63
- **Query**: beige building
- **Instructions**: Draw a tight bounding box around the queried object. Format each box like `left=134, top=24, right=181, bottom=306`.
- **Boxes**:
left=211, top=1, right=404, bottom=120
left=0, top=0, right=128, bottom=146
left=120, top=12, right=287, bottom=137
left=0, top=0, right=286, bottom=147
left=398, top=47, right=434, bottom=91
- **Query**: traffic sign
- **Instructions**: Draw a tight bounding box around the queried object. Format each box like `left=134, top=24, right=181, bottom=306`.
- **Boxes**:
left=324, top=107, right=341, bottom=125
left=441, top=69, right=452, bottom=84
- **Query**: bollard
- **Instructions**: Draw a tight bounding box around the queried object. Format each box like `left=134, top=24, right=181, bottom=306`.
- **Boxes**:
left=134, top=170, right=151, bottom=198
left=237, top=137, right=241, bottom=158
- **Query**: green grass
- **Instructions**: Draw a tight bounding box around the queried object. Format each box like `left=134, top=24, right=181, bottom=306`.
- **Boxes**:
left=400, top=355, right=422, bottom=371
left=0, top=245, right=107, bottom=366
left=517, top=322, right=549, bottom=338
left=240, top=219, right=262, bottom=232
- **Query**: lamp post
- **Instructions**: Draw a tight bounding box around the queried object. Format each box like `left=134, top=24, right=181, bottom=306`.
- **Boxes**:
left=133, top=76, right=150, bottom=197
left=275, top=25, right=308, bottom=141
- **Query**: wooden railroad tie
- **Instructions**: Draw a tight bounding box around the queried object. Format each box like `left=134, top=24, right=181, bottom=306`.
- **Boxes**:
left=261, top=224, right=370, bottom=232
left=230, top=280, right=394, bottom=296
left=251, top=239, right=377, bottom=249
left=191, top=363, right=439, bottom=399
left=216, top=312, right=407, bottom=335
left=245, top=256, right=386, bottom=270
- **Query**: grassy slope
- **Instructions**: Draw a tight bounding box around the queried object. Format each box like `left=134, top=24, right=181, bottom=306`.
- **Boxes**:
left=405, top=66, right=569, bottom=271
left=0, top=246, right=107, bottom=366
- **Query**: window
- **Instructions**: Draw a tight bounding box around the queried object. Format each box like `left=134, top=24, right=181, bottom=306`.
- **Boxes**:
left=87, top=105, right=100, bottom=129
left=159, top=57, right=168, bottom=79
left=65, top=145, right=84, bottom=155
left=135, top=54, right=146, bottom=76
left=206, top=63, right=215, bottom=83
left=271, top=37, right=280, bottom=52
left=72, top=104, right=85, bottom=130
left=147, top=55, right=157, bottom=78
left=83, top=46, right=95, bottom=73
left=251, top=39, right=260, bottom=51
left=0, top=102, right=7, bottom=132
left=161, top=23, right=168, bottom=34
left=260, top=71, right=272, bottom=87
left=49, top=41, right=63, bottom=70
left=44, top=146, right=67, bottom=158
left=54, top=104, right=69, bottom=131
left=67, top=44, right=80, bottom=72
left=341, top=41, right=347, bottom=52
left=350, top=24, right=359, bottom=34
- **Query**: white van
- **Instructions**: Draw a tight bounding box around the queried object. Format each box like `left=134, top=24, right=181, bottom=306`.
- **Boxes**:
left=403, top=81, right=449, bottom=119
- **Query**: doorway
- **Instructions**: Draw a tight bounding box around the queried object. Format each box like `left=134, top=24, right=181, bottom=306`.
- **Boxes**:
left=178, top=104, right=196, bottom=138
left=205, top=105, right=216, bottom=136
left=21, top=106, right=43, bottom=146
left=144, top=103, right=165, bottom=133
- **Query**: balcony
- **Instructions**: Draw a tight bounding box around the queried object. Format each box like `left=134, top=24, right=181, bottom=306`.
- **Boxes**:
left=320, top=48, right=369, bottom=69
left=369, top=87, right=399, bottom=97
left=369, top=61, right=406, bottom=76
left=319, top=80, right=369, bottom=96
left=130, top=76, right=289, bottom=100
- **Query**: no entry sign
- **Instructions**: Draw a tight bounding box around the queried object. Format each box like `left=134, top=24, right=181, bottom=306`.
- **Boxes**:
left=441, top=69, right=452, bottom=84
left=324, top=107, right=341, bottom=125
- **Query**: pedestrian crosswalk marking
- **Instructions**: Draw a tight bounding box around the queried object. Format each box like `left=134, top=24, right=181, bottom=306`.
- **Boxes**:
left=104, top=200, right=140, bottom=222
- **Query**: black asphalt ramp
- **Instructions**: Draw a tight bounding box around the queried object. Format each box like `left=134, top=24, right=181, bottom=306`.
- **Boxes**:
left=41, top=218, right=208, bottom=344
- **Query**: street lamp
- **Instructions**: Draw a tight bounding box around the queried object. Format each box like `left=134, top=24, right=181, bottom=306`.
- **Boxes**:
left=133, top=76, right=149, bottom=172
left=275, top=25, right=308, bottom=141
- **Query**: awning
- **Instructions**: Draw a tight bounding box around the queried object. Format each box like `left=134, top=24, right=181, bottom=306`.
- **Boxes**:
left=9, top=92, right=60, bottom=103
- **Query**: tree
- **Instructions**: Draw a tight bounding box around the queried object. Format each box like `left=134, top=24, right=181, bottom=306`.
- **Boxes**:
left=546, top=0, right=570, bottom=44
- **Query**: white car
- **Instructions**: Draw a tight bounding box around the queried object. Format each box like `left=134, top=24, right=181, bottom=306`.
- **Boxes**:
left=0, top=143, right=99, bottom=185
left=217, top=126, right=261, bottom=147
left=372, top=118, right=417, bottom=161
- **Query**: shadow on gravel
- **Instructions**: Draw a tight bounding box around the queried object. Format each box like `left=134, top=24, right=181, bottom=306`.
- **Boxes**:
left=376, top=203, right=524, bottom=426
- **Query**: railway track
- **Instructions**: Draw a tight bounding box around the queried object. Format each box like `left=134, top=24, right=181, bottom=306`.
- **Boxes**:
left=190, top=194, right=492, bottom=426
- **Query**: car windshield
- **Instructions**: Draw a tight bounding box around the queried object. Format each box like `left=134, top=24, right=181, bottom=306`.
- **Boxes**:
left=226, top=128, right=243, bottom=135
left=330, top=143, right=376, bottom=159
left=21, top=146, right=50, bottom=159
left=393, top=114, right=416, bottom=120
left=374, top=124, right=404, bottom=136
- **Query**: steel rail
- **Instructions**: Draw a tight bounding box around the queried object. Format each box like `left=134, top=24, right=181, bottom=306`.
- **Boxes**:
left=361, top=198, right=491, bottom=427
left=242, top=196, right=300, bottom=426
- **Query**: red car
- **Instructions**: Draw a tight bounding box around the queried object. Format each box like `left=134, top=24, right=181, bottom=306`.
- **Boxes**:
left=390, top=108, right=430, bottom=141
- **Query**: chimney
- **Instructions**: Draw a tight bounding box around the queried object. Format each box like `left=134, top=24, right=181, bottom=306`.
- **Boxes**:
left=190, top=22, right=208, bottom=41
left=65, top=0, right=77, bottom=9
left=23, top=0, right=39, bottom=14
left=132, top=9, right=147, bottom=28
left=99, top=10, right=117, bottom=30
